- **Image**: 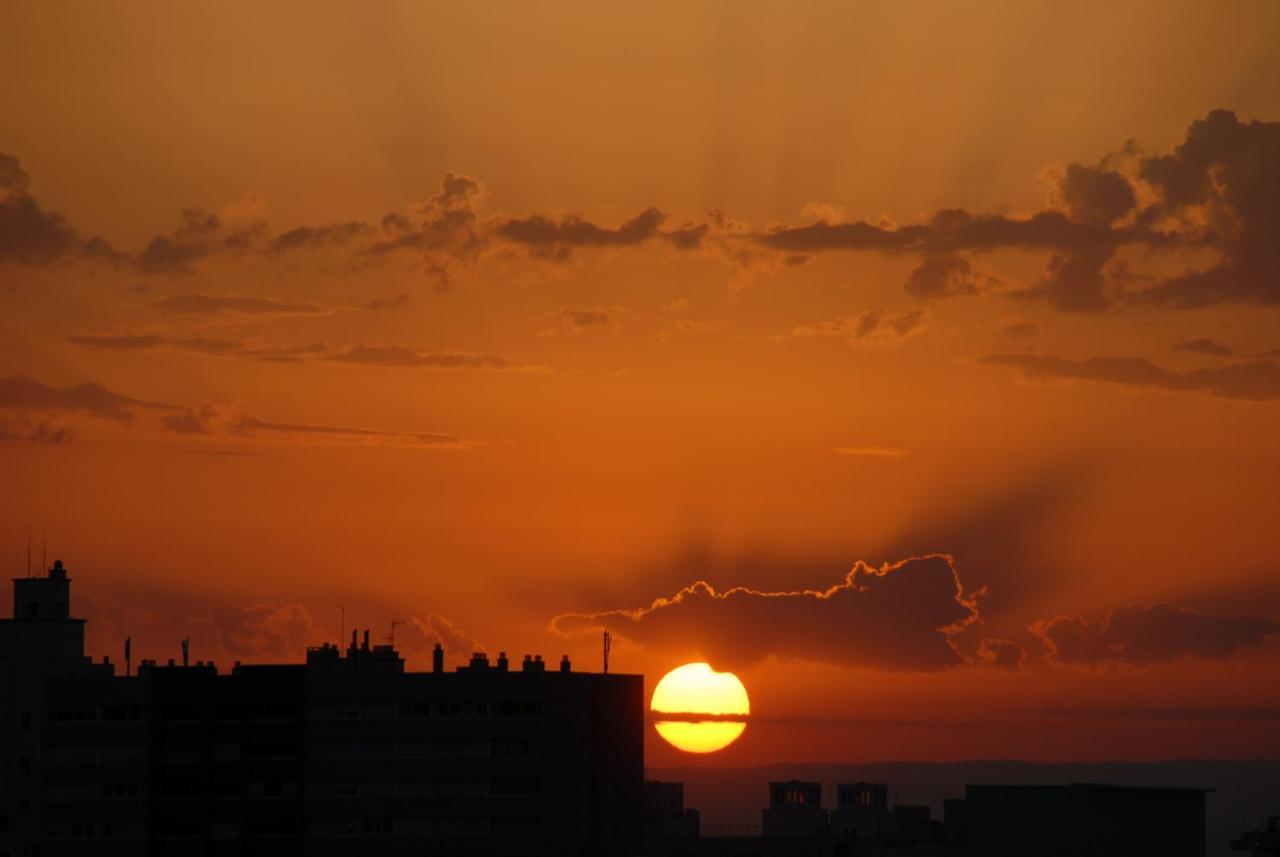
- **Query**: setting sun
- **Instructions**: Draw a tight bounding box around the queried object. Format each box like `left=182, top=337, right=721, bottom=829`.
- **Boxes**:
left=651, top=662, right=750, bottom=754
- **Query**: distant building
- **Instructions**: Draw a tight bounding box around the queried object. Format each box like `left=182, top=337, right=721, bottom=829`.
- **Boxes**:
left=831, top=782, right=889, bottom=844
left=956, top=783, right=1210, bottom=857
left=643, top=780, right=699, bottom=855
left=0, top=562, right=644, bottom=856
left=762, top=780, right=827, bottom=840
left=1232, top=816, right=1280, bottom=856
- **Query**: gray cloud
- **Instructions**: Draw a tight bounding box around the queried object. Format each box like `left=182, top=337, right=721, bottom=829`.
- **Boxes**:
left=494, top=207, right=667, bottom=260
left=905, top=253, right=980, bottom=299
left=231, top=416, right=466, bottom=448
left=1035, top=604, right=1280, bottom=667
left=553, top=554, right=982, bottom=672
left=781, top=307, right=928, bottom=346
left=0, top=375, right=171, bottom=422
left=209, top=603, right=319, bottom=659
left=979, top=352, right=1280, bottom=401
left=0, top=152, right=120, bottom=266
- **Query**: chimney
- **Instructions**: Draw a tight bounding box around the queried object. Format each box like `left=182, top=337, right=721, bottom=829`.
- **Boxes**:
left=350, top=629, right=358, bottom=652
left=496, top=651, right=509, bottom=672
left=559, top=654, right=571, bottom=673
left=362, top=629, right=370, bottom=651
left=432, top=643, right=444, bottom=673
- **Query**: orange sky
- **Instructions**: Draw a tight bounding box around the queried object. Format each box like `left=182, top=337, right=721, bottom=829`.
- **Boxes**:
left=3, top=1, right=1280, bottom=766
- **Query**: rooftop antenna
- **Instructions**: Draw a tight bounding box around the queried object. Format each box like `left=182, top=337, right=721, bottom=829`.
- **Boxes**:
left=42, top=525, right=46, bottom=574
left=387, top=619, right=406, bottom=649
left=125, top=636, right=132, bottom=677
left=603, top=630, right=612, bottom=674
left=181, top=637, right=190, bottom=667
left=340, top=606, right=345, bottom=650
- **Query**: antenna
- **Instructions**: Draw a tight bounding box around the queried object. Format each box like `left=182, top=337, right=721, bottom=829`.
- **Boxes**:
left=41, top=525, right=46, bottom=573
left=387, top=619, right=406, bottom=649
left=340, top=606, right=345, bottom=650
left=602, top=630, right=612, bottom=674
left=125, top=636, right=132, bottom=677
left=26, top=526, right=32, bottom=577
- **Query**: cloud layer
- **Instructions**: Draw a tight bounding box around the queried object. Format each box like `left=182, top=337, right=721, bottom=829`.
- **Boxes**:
left=553, top=554, right=982, bottom=671
left=1035, top=605, right=1280, bottom=667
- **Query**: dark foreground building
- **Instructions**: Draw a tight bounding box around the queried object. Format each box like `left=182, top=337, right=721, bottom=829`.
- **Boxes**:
left=666, top=778, right=1209, bottom=857
left=957, top=783, right=1209, bottom=857
left=0, top=562, right=643, bottom=857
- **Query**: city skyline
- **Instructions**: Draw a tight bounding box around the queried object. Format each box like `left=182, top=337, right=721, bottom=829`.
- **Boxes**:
left=3, top=0, right=1280, bottom=771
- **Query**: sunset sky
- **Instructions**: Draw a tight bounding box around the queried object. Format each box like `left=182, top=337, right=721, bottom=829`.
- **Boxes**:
left=3, top=1, right=1280, bottom=767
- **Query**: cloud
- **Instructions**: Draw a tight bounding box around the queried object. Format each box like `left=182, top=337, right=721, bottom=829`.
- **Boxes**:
left=230, top=416, right=467, bottom=449
left=542, top=305, right=630, bottom=334
left=148, top=293, right=327, bottom=316
left=68, top=332, right=538, bottom=373
left=977, top=638, right=1026, bottom=670
left=552, top=554, right=981, bottom=672
left=781, top=307, right=929, bottom=346
left=0, top=419, right=74, bottom=445
left=328, top=345, right=515, bottom=370
left=0, top=374, right=170, bottom=422
left=1035, top=245, right=1115, bottom=312
left=979, top=352, right=1280, bottom=401
left=1172, top=337, right=1233, bottom=357
left=0, top=152, right=120, bottom=266
left=745, top=110, right=1280, bottom=311
left=268, top=221, right=370, bottom=254
left=362, top=172, right=487, bottom=290
left=493, top=207, right=667, bottom=260
left=135, top=209, right=267, bottom=274
left=1034, top=604, right=1280, bottom=667
left=905, top=253, right=980, bottom=298
left=1133, top=109, right=1280, bottom=307
left=397, top=613, right=483, bottom=658
left=1, top=374, right=471, bottom=450
left=209, top=603, right=319, bottom=659
left=1050, top=162, right=1138, bottom=226
left=68, top=333, right=329, bottom=363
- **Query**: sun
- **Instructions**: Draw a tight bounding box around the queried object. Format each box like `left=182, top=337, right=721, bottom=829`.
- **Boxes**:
left=650, top=662, right=750, bottom=753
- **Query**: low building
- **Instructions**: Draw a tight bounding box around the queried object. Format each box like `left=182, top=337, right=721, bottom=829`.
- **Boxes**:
left=643, top=780, right=699, bottom=855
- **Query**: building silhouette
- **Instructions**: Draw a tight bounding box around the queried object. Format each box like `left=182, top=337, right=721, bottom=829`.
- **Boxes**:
left=1, top=562, right=643, bottom=856
left=957, top=783, right=1209, bottom=857
left=680, top=778, right=1208, bottom=857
